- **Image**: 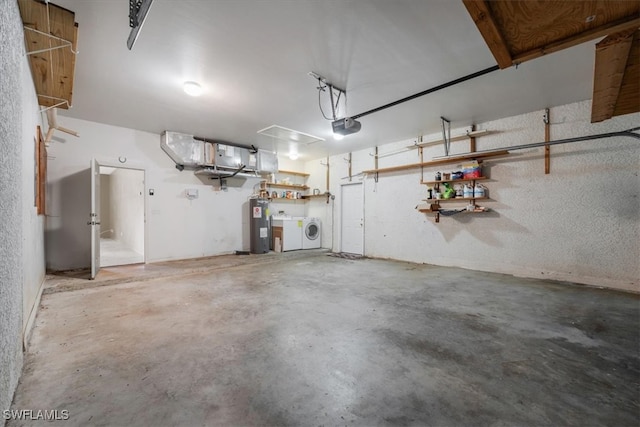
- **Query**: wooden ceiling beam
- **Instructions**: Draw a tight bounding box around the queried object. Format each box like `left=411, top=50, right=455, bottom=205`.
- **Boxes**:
left=591, top=29, right=635, bottom=122
left=462, top=0, right=513, bottom=69
left=511, top=15, right=640, bottom=65
left=612, top=30, right=640, bottom=118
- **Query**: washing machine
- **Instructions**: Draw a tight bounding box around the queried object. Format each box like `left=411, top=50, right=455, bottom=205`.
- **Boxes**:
left=302, top=217, right=321, bottom=249
left=271, top=215, right=303, bottom=251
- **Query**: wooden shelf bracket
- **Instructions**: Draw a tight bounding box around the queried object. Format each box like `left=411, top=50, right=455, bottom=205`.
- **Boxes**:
left=441, top=116, right=452, bottom=156
left=374, top=147, right=379, bottom=183
left=544, top=108, right=551, bottom=174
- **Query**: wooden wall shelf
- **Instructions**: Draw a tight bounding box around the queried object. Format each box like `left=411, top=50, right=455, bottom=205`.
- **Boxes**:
left=422, top=196, right=489, bottom=203
left=362, top=150, right=509, bottom=174
left=277, top=170, right=309, bottom=177
left=422, top=176, right=488, bottom=185
left=409, top=129, right=494, bottom=149
left=418, top=208, right=487, bottom=214
left=265, top=183, right=309, bottom=190
left=268, top=198, right=305, bottom=202
left=301, top=193, right=330, bottom=199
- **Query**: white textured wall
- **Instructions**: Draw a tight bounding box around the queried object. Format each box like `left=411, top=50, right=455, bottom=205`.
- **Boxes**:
left=309, top=101, right=639, bottom=292
left=109, top=168, right=145, bottom=254
left=0, top=1, right=24, bottom=414
left=1, top=0, right=46, bottom=417
left=46, top=117, right=273, bottom=268
left=20, top=47, right=46, bottom=337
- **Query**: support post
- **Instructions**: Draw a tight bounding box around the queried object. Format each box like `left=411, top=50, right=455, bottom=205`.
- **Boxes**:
left=325, top=156, right=330, bottom=191
left=374, top=147, right=379, bottom=183
left=469, top=124, right=477, bottom=153
left=374, top=146, right=379, bottom=170
left=419, top=146, right=424, bottom=183
left=544, top=108, right=550, bottom=174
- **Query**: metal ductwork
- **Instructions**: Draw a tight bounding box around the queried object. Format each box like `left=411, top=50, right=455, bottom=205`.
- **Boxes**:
left=160, top=131, right=278, bottom=178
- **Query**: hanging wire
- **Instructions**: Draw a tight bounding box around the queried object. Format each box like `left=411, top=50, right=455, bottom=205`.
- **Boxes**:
left=317, top=79, right=346, bottom=121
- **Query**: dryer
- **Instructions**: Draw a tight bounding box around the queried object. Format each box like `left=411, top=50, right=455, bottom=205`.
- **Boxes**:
left=302, top=217, right=321, bottom=249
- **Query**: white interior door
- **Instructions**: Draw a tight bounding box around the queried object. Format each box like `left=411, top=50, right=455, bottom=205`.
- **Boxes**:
left=90, top=158, right=101, bottom=279
left=341, top=183, right=364, bottom=255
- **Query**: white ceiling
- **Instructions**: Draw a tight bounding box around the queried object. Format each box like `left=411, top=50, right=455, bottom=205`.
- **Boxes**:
left=54, top=0, right=596, bottom=160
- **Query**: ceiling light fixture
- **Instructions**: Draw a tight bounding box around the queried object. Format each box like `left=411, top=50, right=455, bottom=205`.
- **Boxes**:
left=332, top=133, right=344, bottom=141
left=183, top=81, right=203, bottom=97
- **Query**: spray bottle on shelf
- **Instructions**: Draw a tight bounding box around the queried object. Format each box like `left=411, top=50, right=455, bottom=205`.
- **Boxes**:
left=442, top=182, right=455, bottom=199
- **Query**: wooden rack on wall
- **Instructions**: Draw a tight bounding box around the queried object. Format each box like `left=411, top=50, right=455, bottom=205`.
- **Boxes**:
left=362, top=150, right=509, bottom=175
left=361, top=126, right=508, bottom=223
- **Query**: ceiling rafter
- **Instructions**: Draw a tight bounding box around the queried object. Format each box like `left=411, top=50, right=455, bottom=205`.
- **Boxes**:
left=512, top=15, right=640, bottom=65
left=463, top=0, right=640, bottom=122
left=612, top=30, right=640, bottom=119
left=591, top=29, right=636, bottom=123
left=462, top=0, right=512, bottom=69
left=463, top=0, right=640, bottom=68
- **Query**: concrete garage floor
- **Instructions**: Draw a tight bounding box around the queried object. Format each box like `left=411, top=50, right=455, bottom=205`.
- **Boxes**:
left=10, top=251, right=640, bottom=426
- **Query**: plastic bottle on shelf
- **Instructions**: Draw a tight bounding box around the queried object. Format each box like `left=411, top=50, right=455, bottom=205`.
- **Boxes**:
left=442, top=182, right=455, bottom=199
left=463, top=183, right=473, bottom=198
left=454, top=184, right=463, bottom=197
left=474, top=183, right=486, bottom=198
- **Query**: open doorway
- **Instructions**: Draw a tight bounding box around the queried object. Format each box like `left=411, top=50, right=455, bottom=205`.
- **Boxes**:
left=99, top=166, right=145, bottom=267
